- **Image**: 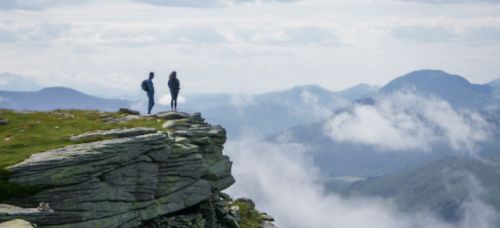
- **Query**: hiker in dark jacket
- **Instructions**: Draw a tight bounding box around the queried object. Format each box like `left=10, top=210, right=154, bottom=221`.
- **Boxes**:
left=144, top=72, right=155, bottom=114
left=168, top=71, right=180, bottom=111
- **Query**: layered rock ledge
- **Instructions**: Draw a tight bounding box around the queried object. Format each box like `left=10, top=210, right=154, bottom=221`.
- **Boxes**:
left=0, top=112, right=237, bottom=228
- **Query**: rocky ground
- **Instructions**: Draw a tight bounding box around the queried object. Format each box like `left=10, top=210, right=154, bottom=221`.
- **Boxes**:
left=0, top=111, right=276, bottom=228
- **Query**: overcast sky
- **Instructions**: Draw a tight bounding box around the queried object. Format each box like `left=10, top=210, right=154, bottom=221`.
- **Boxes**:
left=0, top=0, right=499, bottom=98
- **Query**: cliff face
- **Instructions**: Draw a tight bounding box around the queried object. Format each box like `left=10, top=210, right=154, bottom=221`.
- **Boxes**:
left=1, top=112, right=238, bottom=227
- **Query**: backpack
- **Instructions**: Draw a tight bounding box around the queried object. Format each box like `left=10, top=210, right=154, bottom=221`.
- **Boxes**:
left=141, top=80, right=148, bottom=92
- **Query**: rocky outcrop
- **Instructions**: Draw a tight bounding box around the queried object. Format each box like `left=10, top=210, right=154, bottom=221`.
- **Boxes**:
left=68, top=127, right=157, bottom=142
left=0, top=203, right=53, bottom=226
left=0, top=203, right=54, bottom=217
left=0, top=219, right=35, bottom=228
left=118, top=108, right=140, bottom=116
left=1, top=112, right=237, bottom=227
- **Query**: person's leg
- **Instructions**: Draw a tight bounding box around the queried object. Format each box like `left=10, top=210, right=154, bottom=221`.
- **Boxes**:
left=147, top=95, right=151, bottom=114
left=170, top=93, right=174, bottom=111
left=148, top=93, right=154, bottom=114
left=173, top=92, right=178, bottom=111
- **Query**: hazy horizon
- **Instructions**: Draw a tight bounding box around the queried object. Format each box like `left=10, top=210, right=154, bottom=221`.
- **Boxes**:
left=0, top=69, right=497, bottom=100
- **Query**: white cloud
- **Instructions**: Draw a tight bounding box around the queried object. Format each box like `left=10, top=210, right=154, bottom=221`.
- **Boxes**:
left=0, top=73, right=40, bottom=91
left=459, top=199, right=498, bottom=228
left=297, top=90, right=338, bottom=119
left=286, top=89, right=351, bottom=122
left=0, top=20, right=343, bottom=46
left=0, top=0, right=299, bottom=11
left=323, top=91, right=491, bottom=153
left=132, top=0, right=299, bottom=8
left=158, top=93, right=186, bottom=105
left=131, top=0, right=220, bottom=8
left=391, top=25, right=500, bottom=43
left=127, top=93, right=186, bottom=114
left=0, top=0, right=90, bottom=11
left=229, top=94, right=255, bottom=107
left=225, top=138, right=497, bottom=228
left=396, top=0, right=500, bottom=4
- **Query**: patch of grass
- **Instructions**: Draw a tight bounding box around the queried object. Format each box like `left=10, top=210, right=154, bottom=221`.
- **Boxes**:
left=0, top=109, right=163, bottom=169
left=237, top=201, right=264, bottom=228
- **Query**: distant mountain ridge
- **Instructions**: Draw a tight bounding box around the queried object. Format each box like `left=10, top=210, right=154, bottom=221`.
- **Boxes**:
left=338, top=83, right=379, bottom=100
left=489, top=78, right=500, bottom=89
left=183, top=84, right=354, bottom=138
left=269, top=69, right=500, bottom=190
left=1, top=69, right=496, bottom=137
left=0, top=87, right=130, bottom=112
left=380, top=70, right=494, bottom=109
left=346, top=153, right=500, bottom=224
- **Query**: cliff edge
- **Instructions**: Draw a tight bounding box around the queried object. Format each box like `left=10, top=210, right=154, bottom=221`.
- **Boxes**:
left=0, top=111, right=271, bottom=228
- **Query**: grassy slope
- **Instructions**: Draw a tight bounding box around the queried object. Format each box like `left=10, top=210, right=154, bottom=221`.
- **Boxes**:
left=0, top=109, right=163, bottom=169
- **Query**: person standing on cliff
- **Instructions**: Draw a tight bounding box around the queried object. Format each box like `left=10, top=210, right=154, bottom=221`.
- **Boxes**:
left=168, top=71, right=180, bottom=112
left=141, top=72, right=155, bottom=114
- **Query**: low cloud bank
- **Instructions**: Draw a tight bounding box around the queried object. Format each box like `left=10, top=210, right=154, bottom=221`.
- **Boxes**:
left=226, top=139, right=497, bottom=228
left=324, top=91, right=491, bottom=153
left=158, top=94, right=186, bottom=106
left=295, top=90, right=345, bottom=120
left=229, top=94, right=255, bottom=113
left=132, top=0, right=299, bottom=8
left=0, top=73, right=40, bottom=91
left=0, top=0, right=90, bottom=11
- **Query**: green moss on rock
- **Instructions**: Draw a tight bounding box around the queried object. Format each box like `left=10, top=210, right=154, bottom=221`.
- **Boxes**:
left=0, top=170, right=43, bottom=201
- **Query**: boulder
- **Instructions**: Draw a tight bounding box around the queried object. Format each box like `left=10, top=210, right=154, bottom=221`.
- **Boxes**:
left=0, top=219, right=35, bottom=228
left=236, top=198, right=255, bottom=209
left=0, top=204, right=52, bottom=227
left=0, top=204, right=53, bottom=217
left=155, top=111, right=190, bottom=120
left=162, top=118, right=190, bottom=129
left=118, top=108, right=140, bottom=116
left=260, top=213, right=275, bottom=222
left=0, top=119, right=8, bottom=126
